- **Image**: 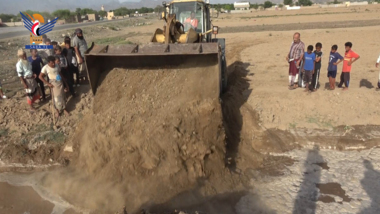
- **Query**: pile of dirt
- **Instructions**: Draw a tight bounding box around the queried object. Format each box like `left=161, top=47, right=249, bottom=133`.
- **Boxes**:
left=43, top=63, right=239, bottom=213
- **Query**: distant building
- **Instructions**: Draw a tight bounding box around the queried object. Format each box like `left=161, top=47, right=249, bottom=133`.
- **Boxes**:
left=87, top=13, right=99, bottom=21
left=101, top=5, right=105, bottom=11
left=74, top=14, right=82, bottom=23
left=81, top=15, right=88, bottom=21
left=107, top=11, right=115, bottom=20
left=234, top=2, right=250, bottom=10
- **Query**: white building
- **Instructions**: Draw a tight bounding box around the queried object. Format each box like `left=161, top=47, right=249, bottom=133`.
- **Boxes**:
left=234, top=2, right=250, bottom=10
left=101, top=5, right=105, bottom=11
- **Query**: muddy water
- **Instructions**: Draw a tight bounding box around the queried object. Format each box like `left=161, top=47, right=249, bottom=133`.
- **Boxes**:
left=0, top=172, right=86, bottom=214
left=0, top=182, right=54, bottom=214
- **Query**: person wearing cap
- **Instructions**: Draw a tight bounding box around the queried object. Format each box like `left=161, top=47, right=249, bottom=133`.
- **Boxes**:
left=73, top=28, right=88, bottom=85
left=16, top=48, right=40, bottom=112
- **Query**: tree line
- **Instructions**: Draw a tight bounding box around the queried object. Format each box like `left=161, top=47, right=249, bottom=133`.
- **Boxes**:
left=0, top=6, right=164, bottom=22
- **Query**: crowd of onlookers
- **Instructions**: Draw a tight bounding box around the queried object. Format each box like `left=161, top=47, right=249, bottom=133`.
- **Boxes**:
left=286, top=32, right=367, bottom=92
left=2, top=28, right=88, bottom=117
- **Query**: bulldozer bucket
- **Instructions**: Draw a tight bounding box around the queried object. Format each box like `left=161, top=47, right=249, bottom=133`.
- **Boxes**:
left=84, top=42, right=223, bottom=96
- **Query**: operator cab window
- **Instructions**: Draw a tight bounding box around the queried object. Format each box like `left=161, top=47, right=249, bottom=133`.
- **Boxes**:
left=170, top=2, right=204, bottom=33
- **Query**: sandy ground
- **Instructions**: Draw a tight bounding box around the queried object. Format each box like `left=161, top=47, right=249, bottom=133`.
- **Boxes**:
left=215, top=5, right=380, bottom=27
left=0, top=4, right=380, bottom=214
left=236, top=147, right=380, bottom=214
left=235, top=26, right=380, bottom=130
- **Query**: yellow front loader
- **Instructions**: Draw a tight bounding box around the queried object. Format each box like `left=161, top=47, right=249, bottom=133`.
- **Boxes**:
left=85, top=0, right=227, bottom=96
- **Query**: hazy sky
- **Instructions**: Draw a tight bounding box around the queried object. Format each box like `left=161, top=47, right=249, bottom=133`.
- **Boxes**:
left=119, top=0, right=142, bottom=2
left=119, top=0, right=237, bottom=3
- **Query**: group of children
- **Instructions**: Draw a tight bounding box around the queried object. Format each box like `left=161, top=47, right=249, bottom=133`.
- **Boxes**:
left=298, top=42, right=360, bottom=92
left=16, top=35, right=81, bottom=116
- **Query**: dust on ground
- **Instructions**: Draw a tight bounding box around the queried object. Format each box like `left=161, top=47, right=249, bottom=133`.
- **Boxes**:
left=41, top=62, right=242, bottom=213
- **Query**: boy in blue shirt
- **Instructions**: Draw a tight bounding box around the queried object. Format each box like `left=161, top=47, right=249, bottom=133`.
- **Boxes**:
left=327, top=45, right=344, bottom=90
left=311, top=42, right=323, bottom=92
left=28, top=49, right=46, bottom=100
left=302, top=45, right=316, bottom=92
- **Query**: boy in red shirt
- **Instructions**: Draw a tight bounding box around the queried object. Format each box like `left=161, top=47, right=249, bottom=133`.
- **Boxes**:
left=337, top=42, right=360, bottom=91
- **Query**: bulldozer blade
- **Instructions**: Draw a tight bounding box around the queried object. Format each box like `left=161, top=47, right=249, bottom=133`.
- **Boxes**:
left=84, top=42, right=222, bottom=95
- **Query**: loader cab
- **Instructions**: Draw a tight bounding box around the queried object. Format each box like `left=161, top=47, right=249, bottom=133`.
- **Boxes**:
left=168, top=0, right=212, bottom=42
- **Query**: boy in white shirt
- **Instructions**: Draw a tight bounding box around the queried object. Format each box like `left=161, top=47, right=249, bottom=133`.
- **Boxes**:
left=39, top=56, right=70, bottom=117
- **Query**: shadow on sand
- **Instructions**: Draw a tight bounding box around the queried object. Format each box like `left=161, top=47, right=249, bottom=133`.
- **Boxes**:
left=359, top=159, right=380, bottom=214
left=359, top=79, right=374, bottom=89
left=221, top=61, right=252, bottom=173
left=293, top=147, right=324, bottom=214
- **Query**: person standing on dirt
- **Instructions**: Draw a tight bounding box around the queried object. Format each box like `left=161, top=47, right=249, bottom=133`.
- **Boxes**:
left=327, top=45, right=344, bottom=90
left=55, top=46, right=75, bottom=97
left=16, top=48, right=40, bottom=112
left=28, top=49, right=46, bottom=100
left=337, top=42, right=360, bottom=91
left=286, top=32, right=305, bottom=90
left=311, top=43, right=323, bottom=92
left=73, top=28, right=88, bottom=85
left=376, top=52, right=380, bottom=89
left=302, top=45, right=316, bottom=92
left=39, top=56, right=70, bottom=117
left=62, top=37, right=80, bottom=88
